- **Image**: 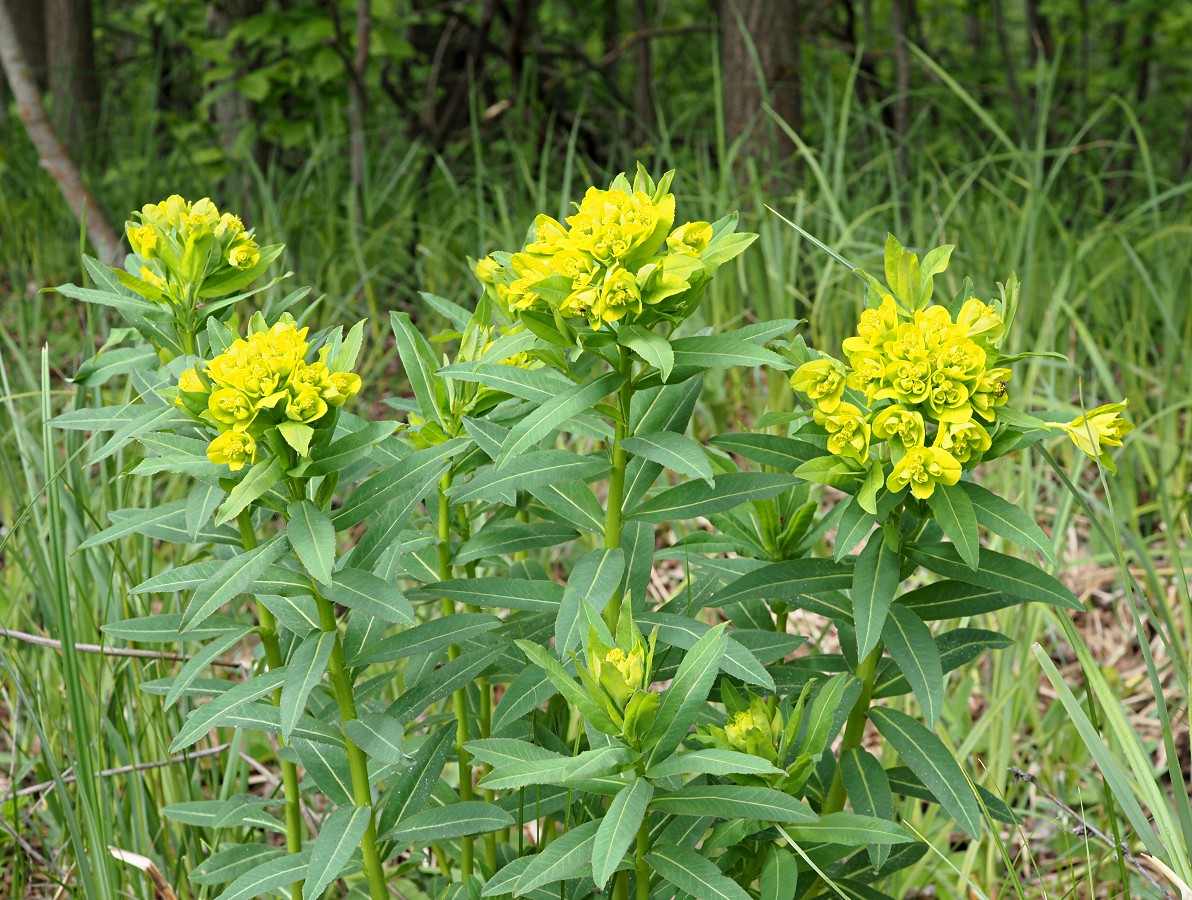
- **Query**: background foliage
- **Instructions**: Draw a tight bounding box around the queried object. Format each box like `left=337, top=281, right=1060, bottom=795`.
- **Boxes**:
left=1, top=0, right=1190, bottom=898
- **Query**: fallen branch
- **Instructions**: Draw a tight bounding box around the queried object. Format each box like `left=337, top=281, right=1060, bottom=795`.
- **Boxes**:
left=0, top=627, right=244, bottom=669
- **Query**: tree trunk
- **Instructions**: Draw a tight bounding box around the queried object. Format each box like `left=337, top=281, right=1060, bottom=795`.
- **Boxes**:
left=44, top=0, right=100, bottom=157
left=0, top=0, right=121, bottom=262
left=719, top=0, right=802, bottom=162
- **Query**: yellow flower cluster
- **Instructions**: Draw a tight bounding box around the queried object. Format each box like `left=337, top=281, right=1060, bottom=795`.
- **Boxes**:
left=1049, top=400, right=1133, bottom=474
left=176, top=319, right=361, bottom=471
left=475, top=168, right=748, bottom=329
left=125, top=195, right=262, bottom=304
left=791, top=295, right=1011, bottom=499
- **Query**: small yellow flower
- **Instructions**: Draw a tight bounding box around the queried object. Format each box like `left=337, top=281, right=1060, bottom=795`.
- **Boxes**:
left=285, top=387, right=329, bottom=424
left=215, top=212, right=244, bottom=240
left=843, top=294, right=899, bottom=356
left=666, top=221, right=712, bottom=255
left=524, top=215, right=569, bottom=256
left=970, top=367, right=1011, bottom=422
left=1055, top=400, right=1132, bottom=474
left=127, top=224, right=158, bottom=258
left=934, top=420, right=992, bottom=464
left=326, top=372, right=362, bottom=406
left=872, top=405, right=926, bottom=450
left=722, top=698, right=782, bottom=764
left=592, top=266, right=642, bottom=325
left=818, top=402, right=871, bottom=463
left=207, top=430, right=257, bottom=472
left=177, top=368, right=206, bottom=394
left=845, top=350, right=885, bottom=401
left=957, top=298, right=1005, bottom=347
left=140, top=266, right=167, bottom=291
left=473, top=256, right=500, bottom=285
left=208, top=388, right=256, bottom=428
left=228, top=243, right=260, bottom=270
left=886, top=444, right=962, bottom=499
left=790, top=358, right=847, bottom=413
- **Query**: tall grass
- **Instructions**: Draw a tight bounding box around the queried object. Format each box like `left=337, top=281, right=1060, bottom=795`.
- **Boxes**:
left=1, top=46, right=1188, bottom=897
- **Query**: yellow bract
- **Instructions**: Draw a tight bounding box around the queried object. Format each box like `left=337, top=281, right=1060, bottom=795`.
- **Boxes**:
left=1053, top=400, right=1133, bottom=474
left=176, top=318, right=363, bottom=470
left=887, top=445, right=962, bottom=499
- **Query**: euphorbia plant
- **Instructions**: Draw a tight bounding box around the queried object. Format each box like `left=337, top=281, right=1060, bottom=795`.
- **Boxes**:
left=56, top=181, right=1133, bottom=900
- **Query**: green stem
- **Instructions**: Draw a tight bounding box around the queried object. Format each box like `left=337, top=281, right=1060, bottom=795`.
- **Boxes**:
left=634, top=814, right=651, bottom=900
left=822, top=643, right=883, bottom=817
left=438, top=472, right=475, bottom=882
left=602, top=345, right=634, bottom=633
left=237, top=511, right=305, bottom=900
left=313, top=589, right=389, bottom=900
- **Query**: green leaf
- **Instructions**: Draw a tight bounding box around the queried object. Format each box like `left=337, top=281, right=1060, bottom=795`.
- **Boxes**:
left=840, top=748, right=895, bottom=867
left=377, top=728, right=453, bottom=836
left=276, top=421, right=313, bottom=456
left=182, top=535, right=290, bottom=632
left=439, top=361, right=574, bottom=405
left=385, top=801, right=514, bottom=845
left=332, top=439, right=466, bottom=529
left=556, top=548, right=625, bottom=654
left=171, top=670, right=286, bottom=752
left=896, top=581, right=1020, bottom=620
left=454, top=521, right=578, bottom=565
left=960, top=481, right=1057, bottom=566
left=104, top=613, right=238, bottom=643
left=216, top=456, right=283, bottom=525
left=287, top=500, right=336, bottom=585
left=797, top=673, right=862, bottom=759
left=211, top=850, right=311, bottom=900
left=448, top=450, right=608, bottom=505
left=280, top=631, right=335, bottom=741
left=306, top=805, right=371, bottom=897
left=529, top=480, right=606, bottom=533
left=629, top=473, right=797, bottom=523
left=324, top=568, right=414, bottom=624
left=882, top=605, right=943, bottom=726
left=714, top=558, right=853, bottom=608
left=869, top=707, right=982, bottom=838
left=351, top=613, right=500, bottom=666
left=417, top=577, right=562, bottom=613
left=391, top=311, right=447, bottom=429
left=874, top=628, right=1011, bottom=699
left=640, top=612, right=774, bottom=689
left=515, top=640, right=619, bottom=735
left=513, top=818, right=602, bottom=896
left=491, top=665, right=554, bottom=733
left=669, top=335, right=791, bottom=371
left=645, top=749, right=783, bottom=779
left=292, top=738, right=354, bottom=806
left=927, top=482, right=980, bottom=569
left=784, top=812, right=913, bottom=845
left=497, top=371, right=625, bottom=467
left=190, top=844, right=285, bottom=886
left=645, top=625, right=727, bottom=764
left=834, top=498, right=875, bottom=561
left=164, top=627, right=251, bottom=707
left=650, top=784, right=815, bottom=823
left=905, top=542, right=1081, bottom=610
left=185, top=482, right=224, bottom=541
left=622, top=432, right=714, bottom=486
left=344, top=713, right=408, bottom=764
left=619, top=324, right=674, bottom=380
left=760, top=846, right=798, bottom=900
left=593, top=777, right=654, bottom=888
left=852, top=530, right=900, bottom=659
left=707, top=433, right=820, bottom=471
left=305, top=420, right=399, bottom=476
left=386, top=647, right=505, bottom=722
left=647, top=844, right=752, bottom=900
left=465, top=738, right=562, bottom=767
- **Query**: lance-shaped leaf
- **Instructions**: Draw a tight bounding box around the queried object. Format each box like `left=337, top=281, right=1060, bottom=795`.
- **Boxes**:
left=386, top=646, right=505, bottom=722
left=164, top=626, right=251, bottom=707
left=619, top=324, right=674, bottom=380
left=840, top=747, right=896, bottom=867
left=286, top=500, right=336, bottom=586
left=904, top=542, right=1080, bottom=610
left=190, top=844, right=284, bottom=885
left=391, top=311, right=447, bottom=429
left=491, top=664, right=555, bottom=733
left=497, top=371, right=625, bottom=467
left=650, top=784, right=815, bottom=823
left=344, top=713, right=408, bottom=764
left=416, top=577, right=563, bottom=613
left=384, top=801, right=514, bottom=845
left=449, top=450, right=608, bottom=505
left=783, top=812, right=914, bottom=845
left=714, top=558, right=853, bottom=608
left=927, top=482, right=980, bottom=569
left=280, top=631, right=335, bottom=740
left=882, top=605, right=943, bottom=726
left=961, top=481, right=1057, bottom=565
left=325, top=568, right=414, bottom=625
left=621, top=432, right=714, bottom=485
left=211, top=851, right=311, bottom=900
left=643, top=625, right=727, bottom=764
left=669, top=334, right=790, bottom=371
left=515, top=640, right=619, bottom=735
left=593, top=777, right=654, bottom=888
left=182, top=535, right=290, bottom=632
left=556, top=548, right=625, bottom=654
left=646, top=844, right=752, bottom=900
left=629, top=473, right=797, bottom=523
left=760, top=845, right=798, bottom=900
left=216, top=456, right=283, bottom=525
left=513, top=818, right=602, bottom=896
left=305, top=805, right=371, bottom=897
left=869, top=706, right=982, bottom=838
left=377, top=728, right=454, bottom=836
left=645, top=748, right=783, bottom=780
left=852, top=530, right=900, bottom=659
left=170, top=669, right=286, bottom=751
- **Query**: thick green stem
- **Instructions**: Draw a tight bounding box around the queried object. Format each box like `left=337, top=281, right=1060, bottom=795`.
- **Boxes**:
left=314, top=590, right=389, bottom=900
left=438, top=473, right=475, bottom=881
left=822, top=644, right=883, bottom=816
left=634, top=814, right=651, bottom=900
left=602, top=346, right=634, bottom=632
left=237, top=511, right=305, bottom=900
